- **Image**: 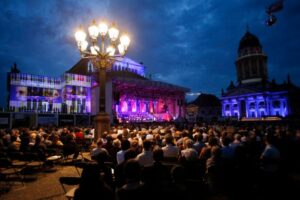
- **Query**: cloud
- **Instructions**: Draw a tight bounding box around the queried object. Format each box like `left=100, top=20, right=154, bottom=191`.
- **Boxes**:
left=0, top=0, right=300, bottom=107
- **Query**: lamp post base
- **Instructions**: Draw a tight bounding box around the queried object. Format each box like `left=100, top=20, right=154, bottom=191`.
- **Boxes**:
left=95, top=112, right=110, bottom=141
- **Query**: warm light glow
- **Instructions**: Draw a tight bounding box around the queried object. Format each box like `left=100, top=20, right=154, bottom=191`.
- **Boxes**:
left=118, top=44, right=125, bottom=55
left=98, top=22, right=108, bottom=36
left=88, top=21, right=99, bottom=39
left=108, top=25, right=119, bottom=41
left=106, top=45, right=116, bottom=56
left=75, top=29, right=86, bottom=42
left=78, top=40, right=88, bottom=52
left=90, top=45, right=100, bottom=55
left=120, top=35, right=130, bottom=49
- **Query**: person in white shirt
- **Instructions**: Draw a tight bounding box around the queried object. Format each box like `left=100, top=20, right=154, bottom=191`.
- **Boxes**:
left=181, top=139, right=198, bottom=161
left=162, top=134, right=179, bottom=158
left=116, top=140, right=131, bottom=164
left=136, top=140, right=153, bottom=166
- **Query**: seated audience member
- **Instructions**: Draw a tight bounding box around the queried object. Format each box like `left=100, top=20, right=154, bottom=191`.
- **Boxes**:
left=205, top=146, right=224, bottom=194
left=115, top=149, right=138, bottom=188
left=162, top=134, right=179, bottom=158
left=7, top=135, right=20, bottom=152
left=74, top=163, right=114, bottom=200
left=116, top=139, right=131, bottom=164
left=31, top=136, right=47, bottom=159
left=230, top=133, right=242, bottom=150
left=169, top=165, right=187, bottom=200
left=260, top=134, right=281, bottom=175
left=193, top=133, right=205, bottom=153
left=142, top=147, right=169, bottom=195
left=199, top=136, right=219, bottom=162
left=20, top=130, right=31, bottom=152
left=180, top=139, right=198, bottom=162
left=63, top=135, right=80, bottom=159
left=221, top=136, right=235, bottom=160
left=136, top=140, right=153, bottom=167
left=90, top=138, right=109, bottom=160
left=116, top=159, right=145, bottom=200
left=130, top=139, right=141, bottom=156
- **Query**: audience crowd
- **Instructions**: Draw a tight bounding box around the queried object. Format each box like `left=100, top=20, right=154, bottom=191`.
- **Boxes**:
left=1, top=122, right=300, bottom=199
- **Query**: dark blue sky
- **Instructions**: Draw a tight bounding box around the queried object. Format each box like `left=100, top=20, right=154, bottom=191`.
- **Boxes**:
left=1, top=0, right=300, bottom=106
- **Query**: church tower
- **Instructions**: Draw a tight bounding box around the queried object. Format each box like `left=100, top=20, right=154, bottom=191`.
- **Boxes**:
left=235, top=31, right=268, bottom=84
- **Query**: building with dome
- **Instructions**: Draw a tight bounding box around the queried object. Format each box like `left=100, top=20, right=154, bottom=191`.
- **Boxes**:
left=221, top=31, right=300, bottom=119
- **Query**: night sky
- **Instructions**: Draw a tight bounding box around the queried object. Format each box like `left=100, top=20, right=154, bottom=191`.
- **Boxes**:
left=1, top=0, right=300, bottom=107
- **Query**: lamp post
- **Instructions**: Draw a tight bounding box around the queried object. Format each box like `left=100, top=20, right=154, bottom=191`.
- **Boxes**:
left=75, top=20, right=130, bottom=140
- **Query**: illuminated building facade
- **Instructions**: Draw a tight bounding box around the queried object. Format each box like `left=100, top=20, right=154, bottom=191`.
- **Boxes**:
left=7, top=57, right=188, bottom=123
left=221, top=31, right=300, bottom=119
left=7, top=63, right=92, bottom=114
left=69, top=57, right=188, bottom=122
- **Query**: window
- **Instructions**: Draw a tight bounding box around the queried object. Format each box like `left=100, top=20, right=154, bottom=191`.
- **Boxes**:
left=225, top=105, right=230, bottom=111
left=272, top=100, right=281, bottom=108
left=249, top=102, right=255, bottom=109
left=258, top=101, right=265, bottom=108
left=245, top=66, right=250, bottom=77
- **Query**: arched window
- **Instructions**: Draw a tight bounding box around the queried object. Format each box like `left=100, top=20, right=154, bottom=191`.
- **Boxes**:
left=258, top=101, right=265, bottom=108
left=249, top=102, right=255, bottom=109
left=272, top=100, right=281, bottom=108
left=225, top=104, right=230, bottom=111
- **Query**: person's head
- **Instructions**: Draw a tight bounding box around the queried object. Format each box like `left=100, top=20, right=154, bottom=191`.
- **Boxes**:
left=124, top=159, right=141, bottom=181
left=80, top=164, right=102, bottom=187
left=222, top=136, right=232, bottom=147
left=153, top=146, right=164, bottom=162
left=35, top=136, right=41, bottom=145
left=211, top=146, right=221, bottom=158
left=264, top=134, right=275, bottom=145
left=121, top=139, right=131, bottom=151
left=113, top=139, right=121, bottom=149
left=184, top=139, right=194, bottom=149
left=124, top=149, right=137, bottom=161
left=208, top=136, right=219, bottom=147
left=143, top=140, right=152, bottom=151
left=130, top=139, right=139, bottom=150
left=94, top=151, right=109, bottom=165
left=165, top=134, right=174, bottom=145
left=105, top=135, right=113, bottom=144
left=234, top=133, right=241, bottom=141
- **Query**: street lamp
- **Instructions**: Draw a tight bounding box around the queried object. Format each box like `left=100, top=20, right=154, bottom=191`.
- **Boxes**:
left=74, top=20, right=130, bottom=140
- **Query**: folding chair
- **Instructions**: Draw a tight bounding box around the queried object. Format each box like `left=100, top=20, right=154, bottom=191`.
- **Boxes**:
left=0, top=158, right=24, bottom=186
left=59, top=177, right=80, bottom=200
